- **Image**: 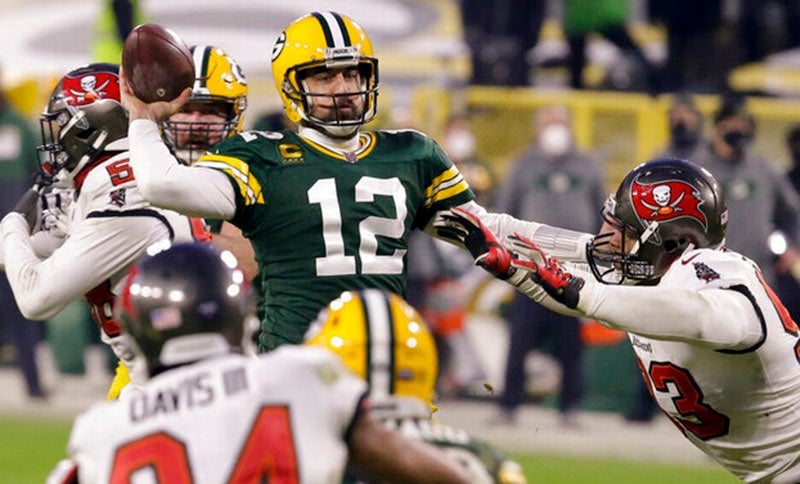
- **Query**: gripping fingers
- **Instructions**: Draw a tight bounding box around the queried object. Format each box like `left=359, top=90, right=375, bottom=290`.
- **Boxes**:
left=433, top=208, right=479, bottom=243
left=435, top=224, right=469, bottom=244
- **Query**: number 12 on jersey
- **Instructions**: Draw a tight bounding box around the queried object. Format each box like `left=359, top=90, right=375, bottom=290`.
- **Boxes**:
left=308, top=176, right=408, bottom=276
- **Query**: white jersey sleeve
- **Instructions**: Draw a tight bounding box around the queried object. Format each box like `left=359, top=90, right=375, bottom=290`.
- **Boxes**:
left=428, top=200, right=594, bottom=263
left=0, top=151, right=201, bottom=321
left=128, top=119, right=236, bottom=219
left=67, top=348, right=367, bottom=484
left=575, top=249, right=764, bottom=349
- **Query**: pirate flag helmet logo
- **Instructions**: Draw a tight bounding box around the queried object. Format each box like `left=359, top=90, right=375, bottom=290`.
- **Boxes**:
left=630, top=177, right=708, bottom=243
left=589, top=158, right=728, bottom=284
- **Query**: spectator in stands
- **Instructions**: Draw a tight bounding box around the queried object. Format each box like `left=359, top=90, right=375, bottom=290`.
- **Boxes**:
left=563, top=0, right=658, bottom=92
left=649, top=1, right=727, bottom=93
left=491, top=105, right=605, bottom=426
left=0, top=70, right=46, bottom=399
left=460, top=0, right=546, bottom=86
left=660, top=93, right=706, bottom=161
left=694, top=95, right=800, bottom=310
left=737, top=0, right=800, bottom=67
left=443, top=113, right=497, bottom=208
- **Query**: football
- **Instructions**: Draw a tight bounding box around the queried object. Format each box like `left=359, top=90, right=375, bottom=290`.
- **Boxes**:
left=121, top=23, right=195, bottom=103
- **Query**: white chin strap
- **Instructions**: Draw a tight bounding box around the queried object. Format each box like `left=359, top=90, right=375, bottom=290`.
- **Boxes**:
left=631, top=221, right=660, bottom=255
left=57, top=130, right=112, bottom=187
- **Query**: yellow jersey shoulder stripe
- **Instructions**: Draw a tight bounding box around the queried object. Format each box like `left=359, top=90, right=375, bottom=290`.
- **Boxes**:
left=194, top=154, right=265, bottom=206
left=424, top=166, right=469, bottom=207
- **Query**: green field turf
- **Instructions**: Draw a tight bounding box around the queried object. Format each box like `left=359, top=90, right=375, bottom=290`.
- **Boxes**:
left=0, top=414, right=737, bottom=483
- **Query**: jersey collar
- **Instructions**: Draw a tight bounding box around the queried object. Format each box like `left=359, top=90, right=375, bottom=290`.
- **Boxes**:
left=297, top=126, right=376, bottom=162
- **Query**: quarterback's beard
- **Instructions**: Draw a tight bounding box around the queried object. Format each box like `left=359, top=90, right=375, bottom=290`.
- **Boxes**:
left=307, top=96, right=365, bottom=139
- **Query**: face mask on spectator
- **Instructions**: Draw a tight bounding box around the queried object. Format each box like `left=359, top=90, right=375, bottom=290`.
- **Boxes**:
left=723, top=130, right=751, bottom=151
left=444, top=129, right=476, bottom=161
left=670, top=122, right=700, bottom=148
left=539, top=124, right=572, bottom=156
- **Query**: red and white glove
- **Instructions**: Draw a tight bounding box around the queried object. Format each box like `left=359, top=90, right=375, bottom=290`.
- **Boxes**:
left=433, top=207, right=514, bottom=278
left=507, top=233, right=585, bottom=309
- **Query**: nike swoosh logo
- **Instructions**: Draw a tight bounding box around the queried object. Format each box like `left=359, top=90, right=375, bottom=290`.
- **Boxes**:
left=681, top=253, right=700, bottom=265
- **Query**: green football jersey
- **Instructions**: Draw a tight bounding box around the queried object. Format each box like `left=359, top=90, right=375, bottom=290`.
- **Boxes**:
left=196, top=128, right=474, bottom=350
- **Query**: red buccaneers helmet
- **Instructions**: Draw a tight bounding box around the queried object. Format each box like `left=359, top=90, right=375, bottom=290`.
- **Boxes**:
left=589, top=158, right=728, bottom=284
left=38, top=63, right=128, bottom=186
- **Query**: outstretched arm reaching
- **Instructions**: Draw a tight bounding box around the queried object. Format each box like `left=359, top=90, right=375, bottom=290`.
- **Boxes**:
left=430, top=201, right=593, bottom=263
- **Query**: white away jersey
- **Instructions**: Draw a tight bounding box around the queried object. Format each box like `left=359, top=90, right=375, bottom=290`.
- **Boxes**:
left=67, top=346, right=367, bottom=483
left=3, top=151, right=204, bottom=325
left=631, top=248, right=800, bottom=483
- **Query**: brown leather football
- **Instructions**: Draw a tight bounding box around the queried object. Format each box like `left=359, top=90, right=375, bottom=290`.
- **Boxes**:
left=121, top=24, right=194, bottom=103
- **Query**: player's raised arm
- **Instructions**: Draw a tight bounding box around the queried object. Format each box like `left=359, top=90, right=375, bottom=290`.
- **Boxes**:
left=119, top=42, right=237, bottom=220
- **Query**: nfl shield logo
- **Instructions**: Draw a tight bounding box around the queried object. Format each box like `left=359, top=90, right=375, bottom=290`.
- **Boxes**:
left=109, top=188, right=126, bottom=207
left=344, top=152, right=358, bottom=163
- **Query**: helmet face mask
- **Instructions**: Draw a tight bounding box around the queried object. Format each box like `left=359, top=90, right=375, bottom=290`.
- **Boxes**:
left=162, top=45, right=248, bottom=164
left=272, top=12, right=379, bottom=138
left=38, top=63, right=128, bottom=185
left=304, top=289, right=437, bottom=407
left=589, top=158, right=728, bottom=285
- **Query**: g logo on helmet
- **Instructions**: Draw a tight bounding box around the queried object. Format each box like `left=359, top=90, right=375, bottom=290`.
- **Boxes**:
left=271, top=32, right=286, bottom=61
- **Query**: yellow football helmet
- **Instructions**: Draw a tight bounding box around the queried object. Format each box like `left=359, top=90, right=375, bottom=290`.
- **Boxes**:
left=162, top=44, right=248, bottom=163
left=305, top=289, right=437, bottom=406
left=271, top=11, right=379, bottom=134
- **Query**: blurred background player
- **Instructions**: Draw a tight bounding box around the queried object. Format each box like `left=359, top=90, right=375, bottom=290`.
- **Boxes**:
left=0, top=66, right=46, bottom=400
left=159, top=44, right=257, bottom=281
left=0, top=63, right=207, bottom=400
left=49, top=243, right=470, bottom=484
left=306, top=288, right=526, bottom=484
left=123, top=10, right=594, bottom=353
left=161, top=44, right=247, bottom=167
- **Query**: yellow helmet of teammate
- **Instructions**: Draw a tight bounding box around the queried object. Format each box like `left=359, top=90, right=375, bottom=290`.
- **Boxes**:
left=305, top=289, right=437, bottom=407
left=162, top=44, right=248, bottom=164
left=270, top=11, right=379, bottom=134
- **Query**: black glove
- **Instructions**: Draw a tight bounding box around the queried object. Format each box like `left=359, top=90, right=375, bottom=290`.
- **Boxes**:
left=433, top=207, right=514, bottom=278
left=507, top=233, right=585, bottom=309
left=12, top=188, right=41, bottom=232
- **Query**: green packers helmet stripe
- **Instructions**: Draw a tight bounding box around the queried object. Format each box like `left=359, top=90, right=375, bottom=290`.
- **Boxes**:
left=362, top=289, right=395, bottom=399
left=311, top=11, right=351, bottom=47
left=190, top=45, right=212, bottom=90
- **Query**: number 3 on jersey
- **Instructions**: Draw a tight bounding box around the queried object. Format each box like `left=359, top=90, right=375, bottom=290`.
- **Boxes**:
left=308, top=176, right=407, bottom=276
